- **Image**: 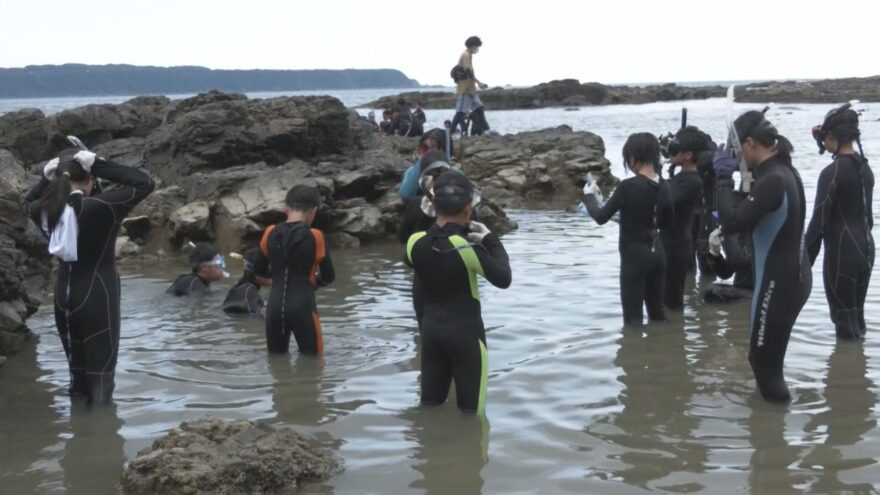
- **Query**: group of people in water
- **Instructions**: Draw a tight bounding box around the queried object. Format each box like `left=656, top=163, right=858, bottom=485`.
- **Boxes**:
left=581, top=102, right=872, bottom=403
left=24, top=69, right=872, bottom=412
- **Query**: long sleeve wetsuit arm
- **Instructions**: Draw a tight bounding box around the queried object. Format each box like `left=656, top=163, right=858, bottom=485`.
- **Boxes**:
left=398, top=163, right=421, bottom=200
left=90, top=159, right=155, bottom=217
left=804, top=165, right=835, bottom=265
left=317, top=251, right=335, bottom=286
left=475, top=233, right=511, bottom=289
left=583, top=182, right=626, bottom=225
left=716, top=174, right=783, bottom=235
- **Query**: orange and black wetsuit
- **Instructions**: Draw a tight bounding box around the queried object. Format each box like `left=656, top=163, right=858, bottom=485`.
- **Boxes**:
left=260, top=222, right=334, bottom=354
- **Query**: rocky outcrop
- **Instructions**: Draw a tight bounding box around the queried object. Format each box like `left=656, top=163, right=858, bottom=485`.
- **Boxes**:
left=117, top=417, right=339, bottom=494
left=0, top=149, right=50, bottom=358
left=456, top=125, right=617, bottom=209
left=364, top=75, right=880, bottom=110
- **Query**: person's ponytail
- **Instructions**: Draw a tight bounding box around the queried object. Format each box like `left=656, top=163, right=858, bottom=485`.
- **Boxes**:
left=774, top=135, right=794, bottom=162
left=30, top=153, right=88, bottom=233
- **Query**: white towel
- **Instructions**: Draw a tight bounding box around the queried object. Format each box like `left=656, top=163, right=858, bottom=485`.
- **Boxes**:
left=41, top=191, right=82, bottom=262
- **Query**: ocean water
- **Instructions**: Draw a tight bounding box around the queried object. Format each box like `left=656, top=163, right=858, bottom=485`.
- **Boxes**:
left=1, top=93, right=879, bottom=494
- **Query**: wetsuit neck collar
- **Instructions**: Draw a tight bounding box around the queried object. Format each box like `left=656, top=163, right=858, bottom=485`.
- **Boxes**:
left=753, top=154, right=784, bottom=177
left=432, top=222, right=467, bottom=236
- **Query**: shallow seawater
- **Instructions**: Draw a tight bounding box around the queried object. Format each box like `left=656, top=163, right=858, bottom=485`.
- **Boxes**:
left=2, top=99, right=880, bottom=494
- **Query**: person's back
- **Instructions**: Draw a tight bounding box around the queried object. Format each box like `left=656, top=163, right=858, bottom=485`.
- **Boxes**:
left=603, top=175, right=673, bottom=249
left=262, top=185, right=335, bottom=354
left=222, top=248, right=270, bottom=314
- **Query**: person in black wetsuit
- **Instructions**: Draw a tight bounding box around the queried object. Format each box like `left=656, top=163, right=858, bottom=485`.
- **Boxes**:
left=583, top=133, right=674, bottom=326
left=405, top=171, right=511, bottom=414
left=661, top=126, right=709, bottom=310
left=260, top=185, right=335, bottom=354
left=26, top=147, right=154, bottom=404
left=222, top=247, right=271, bottom=315
left=713, top=111, right=811, bottom=403
left=694, top=141, right=719, bottom=277
left=703, top=199, right=755, bottom=303
left=804, top=103, right=874, bottom=340
left=166, top=243, right=227, bottom=296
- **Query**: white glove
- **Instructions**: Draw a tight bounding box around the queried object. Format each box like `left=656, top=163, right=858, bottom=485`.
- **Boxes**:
left=467, top=221, right=490, bottom=243
left=73, top=150, right=97, bottom=172
left=43, top=158, right=60, bottom=179
left=584, top=181, right=601, bottom=197
left=420, top=195, right=436, bottom=217
left=709, top=227, right=723, bottom=256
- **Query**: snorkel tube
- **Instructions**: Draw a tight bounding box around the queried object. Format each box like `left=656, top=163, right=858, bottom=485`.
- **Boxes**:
left=725, top=85, right=752, bottom=193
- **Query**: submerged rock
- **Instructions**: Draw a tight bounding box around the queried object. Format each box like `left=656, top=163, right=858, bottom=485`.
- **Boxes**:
left=117, top=417, right=339, bottom=494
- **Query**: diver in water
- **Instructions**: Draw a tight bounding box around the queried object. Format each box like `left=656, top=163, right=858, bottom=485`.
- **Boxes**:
left=222, top=248, right=272, bottom=315
left=166, top=243, right=227, bottom=296
left=714, top=111, right=811, bottom=403
left=261, top=185, right=335, bottom=354
left=583, top=133, right=674, bottom=326
left=661, top=126, right=709, bottom=310
left=405, top=171, right=511, bottom=414
left=26, top=146, right=154, bottom=403
left=804, top=103, right=874, bottom=340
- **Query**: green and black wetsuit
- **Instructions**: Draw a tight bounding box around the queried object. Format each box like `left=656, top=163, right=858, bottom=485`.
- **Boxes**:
left=406, top=223, right=511, bottom=414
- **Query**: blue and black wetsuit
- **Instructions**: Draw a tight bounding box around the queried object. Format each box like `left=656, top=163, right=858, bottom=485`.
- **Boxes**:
left=261, top=222, right=334, bottom=354
left=584, top=174, right=674, bottom=326
left=26, top=159, right=154, bottom=403
left=662, top=170, right=703, bottom=310
left=405, top=223, right=511, bottom=414
left=804, top=154, right=874, bottom=339
left=716, top=154, right=811, bottom=402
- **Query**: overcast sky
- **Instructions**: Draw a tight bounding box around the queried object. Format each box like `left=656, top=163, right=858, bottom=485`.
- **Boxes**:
left=1, top=0, right=878, bottom=86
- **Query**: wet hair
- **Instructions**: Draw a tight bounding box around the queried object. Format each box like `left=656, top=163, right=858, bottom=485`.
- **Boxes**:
left=674, top=126, right=710, bottom=157
left=823, top=106, right=862, bottom=152
left=734, top=111, right=793, bottom=159
left=465, top=36, right=482, bottom=48
left=189, top=243, right=219, bottom=270
left=419, top=150, right=451, bottom=177
left=622, top=133, right=662, bottom=173
left=29, top=148, right=91, bottom=233
left=432, top=171, right=474, bottom=215
left=284, top=184, right=321, bottom=212
left=419, top=128, right=453, bottom=156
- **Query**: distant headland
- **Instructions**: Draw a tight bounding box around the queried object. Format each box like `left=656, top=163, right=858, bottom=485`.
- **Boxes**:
left=0, top=64, right=421, bottom=98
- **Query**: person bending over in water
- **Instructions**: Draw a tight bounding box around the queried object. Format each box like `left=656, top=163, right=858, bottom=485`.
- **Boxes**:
left=406, top=171, right=511, bottom=414
left=166, top=243, right=227, bottom=296
left=222, top=247, right=271, bottom=315
left=583, top=133, right=674, bottom=327
left=662, top=126, right=709, bottom=310
left=714, top=111, right=811, bottom=403
left=26, top=146, right=154, bottom=404
left=703, top=215, right=754, bottom=303
left=260, top=185, right=335, bottom=354
left=804, top=103, right=874, bottom=340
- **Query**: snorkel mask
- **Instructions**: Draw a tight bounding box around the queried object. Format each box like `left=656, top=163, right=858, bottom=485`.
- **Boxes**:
left=812, top=101, right=859, bottom=155
left=211, top=255, right=231, bottom=278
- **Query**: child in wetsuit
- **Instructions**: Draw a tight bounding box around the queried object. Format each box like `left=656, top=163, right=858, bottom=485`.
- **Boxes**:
left=222, top=248, right=271, bottom=315
left=166, top=243, right=226, bottom=296
left=405, top=171, right=511, bottom=414
left=261, top=185, right=335, bottom=354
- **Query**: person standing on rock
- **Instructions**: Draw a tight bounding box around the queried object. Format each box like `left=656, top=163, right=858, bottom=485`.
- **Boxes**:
left=713, top=111, right=810, bottom=403
left=804, top=103, right=874, bottom=340
left=260, top=185, right=335, bottom=354
left=450, top=36, right=490, bottom=137
left=413, top=101, right=427, bottom=127
left=166, top=243, right=228, bottom=296
left=26, top=146, right=155, bottom=404
left=583, top=133, right=674, bottom=327
left=661, top=126, right=708, bottom=310
left=405, top=171, right=511, bottom=414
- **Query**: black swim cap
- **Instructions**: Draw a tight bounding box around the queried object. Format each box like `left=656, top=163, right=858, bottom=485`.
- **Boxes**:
left=189, top=243, right=220, bottom=265
left=432, top=171, right=474, bottom=215
left=465, top=36, right=482, bottom=48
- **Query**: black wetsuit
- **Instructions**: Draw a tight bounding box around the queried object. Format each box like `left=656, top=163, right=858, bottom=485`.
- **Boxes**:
left=716, top=154, right=811, bottom=402
left=804, top=154, right=874, bottom=339
left=221, top=278, right=264, bottom=314
left=261, top=222, right=334, bottom=354
left=585, top=174, right=674, bottom=326
left=405, top=223, right=511, bottom=413
left=166, top=273, right=210, bottom=296
left=398, top=197, right=435, bottom=245
left=26, top=159, right=154, bottom=403
left=695, top=151, right=717, bottom=276
left=704, top=192, right=754, bottom=303
left=661, top=169, right=703, bottom=310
